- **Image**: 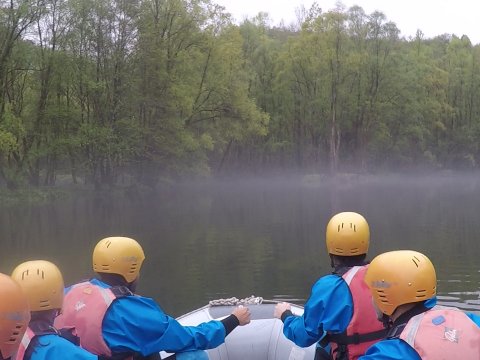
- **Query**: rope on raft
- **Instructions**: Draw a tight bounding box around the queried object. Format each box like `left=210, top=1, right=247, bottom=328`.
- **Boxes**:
left=209, top=295, right=263, bottom=306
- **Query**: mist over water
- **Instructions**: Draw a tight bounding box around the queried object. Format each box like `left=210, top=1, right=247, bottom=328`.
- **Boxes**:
left=1, top=173, right=479, bottom=316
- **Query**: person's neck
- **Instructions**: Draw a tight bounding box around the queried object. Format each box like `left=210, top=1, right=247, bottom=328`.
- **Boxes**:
left=330, top=254, right=368, bottom=270
left=30, top=310, right=57, bottom=326
left=97, top=273, right=128, bottom=286
left=332, top=261, right=367, bottom=275
left=391, top=302, right=428, bottom=324
left=97, top=273, right=137, bottom=292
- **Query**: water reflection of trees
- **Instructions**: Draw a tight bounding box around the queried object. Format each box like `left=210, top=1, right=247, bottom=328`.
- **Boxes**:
left=1, top=176, right=480, bottom=314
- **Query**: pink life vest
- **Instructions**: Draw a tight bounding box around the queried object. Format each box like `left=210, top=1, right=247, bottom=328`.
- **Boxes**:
left=14, top=327, right=35, bottom=360
left=329, top=265, right=386, bottom=360
left=54, top=281, right=118, bottom=358
left=399, top=305, right=480, bottom=359
left=14, top=323, right=60, bottom=360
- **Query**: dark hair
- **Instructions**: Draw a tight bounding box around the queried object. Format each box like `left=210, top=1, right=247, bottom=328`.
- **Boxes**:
left=330, top=254, right=368, bottom=268
left=97, top=273, right=138, bottom=292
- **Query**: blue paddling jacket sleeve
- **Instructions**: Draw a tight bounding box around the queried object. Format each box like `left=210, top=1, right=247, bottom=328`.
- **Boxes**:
left=102, top=295, right=227, bottom=356
left=282, top=274, right=354, bottom=347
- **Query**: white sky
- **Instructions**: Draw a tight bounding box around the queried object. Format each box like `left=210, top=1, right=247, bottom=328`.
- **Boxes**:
left=214, top=0, right=480, bottom=45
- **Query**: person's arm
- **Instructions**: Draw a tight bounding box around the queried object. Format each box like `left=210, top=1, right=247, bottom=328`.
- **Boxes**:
left=222, top=306, right=250, bottom=336
left=275, top=275, right=354, bottom=347
left=466, top=312, right=480, bottom=327
left=359, top=339, right=421, bottom=360
left=102, top=296, right=242, bottom=356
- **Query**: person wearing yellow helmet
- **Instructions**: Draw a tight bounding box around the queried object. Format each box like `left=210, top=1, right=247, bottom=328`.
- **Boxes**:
left=11, top=260, right=97, bottom=360
left=55, top=236, right=251, bottom=360
left=359, top=250, right=480, bottom=360
left=0, top=273, right=30, bottom=360
left=274, top=212, right=385, bottom=360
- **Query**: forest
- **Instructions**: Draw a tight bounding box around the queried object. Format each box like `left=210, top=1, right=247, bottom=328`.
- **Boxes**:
left=1, top=0, right=479, bottom=189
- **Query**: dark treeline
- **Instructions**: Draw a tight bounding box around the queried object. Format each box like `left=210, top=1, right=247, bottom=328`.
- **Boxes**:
left=0, top=0, right=479, bottom=189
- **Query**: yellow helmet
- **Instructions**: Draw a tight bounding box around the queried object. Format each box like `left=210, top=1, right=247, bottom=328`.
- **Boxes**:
left=0, top=273, right=30, bottom=358
left=364, top=250, right=437, bottom=316
left=326, top=212, right=370, bottom=256
left=11, top=260, right=64, bottom=312
left=93, top=237, right=145, bottom=283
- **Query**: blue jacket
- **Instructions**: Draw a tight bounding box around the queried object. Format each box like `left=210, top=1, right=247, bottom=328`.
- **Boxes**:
left=83, top=279, right=228, bottom=356
left=359, top=307, right=480, bottom=359
left=282, top=274, right=354, bottom=347
left=27, top=334, right=97, bottom=360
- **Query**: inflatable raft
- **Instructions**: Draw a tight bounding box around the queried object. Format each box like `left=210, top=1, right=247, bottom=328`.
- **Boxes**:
left=160, top=297, right=316, bottom=359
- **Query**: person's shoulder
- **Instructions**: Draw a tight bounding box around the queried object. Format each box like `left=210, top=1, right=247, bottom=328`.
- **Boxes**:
left=36, top=335, right=97, bottom=359
left=361, top=338, right=420, bottom=360
left=43, top=333, right=77, bottom=346
left=111, top=293, right=164, bottom=312
left=310, top=273, right=348, bottom=295
left=64, top=279, right=99, bottom=294
left=89, top=278, right=109, bottom=288
left=465, top=312, right=480, bottom=327
left=313, top=273, right=346, bottom=286
left=104, top=293, right=171, bottom=329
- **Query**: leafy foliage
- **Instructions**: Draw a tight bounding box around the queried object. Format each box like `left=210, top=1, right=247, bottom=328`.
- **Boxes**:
left=1, top=1, right=480, bottom=189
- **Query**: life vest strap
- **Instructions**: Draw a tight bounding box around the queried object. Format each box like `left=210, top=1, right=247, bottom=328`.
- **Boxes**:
left=326, top=328, right=387, bottom=345
left=110, top=285, right=134, bottom=298
left=28, top=321, right=58, bottom=336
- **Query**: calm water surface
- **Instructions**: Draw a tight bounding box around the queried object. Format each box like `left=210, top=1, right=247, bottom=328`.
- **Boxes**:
left=1, top=174, right=479, bottom=316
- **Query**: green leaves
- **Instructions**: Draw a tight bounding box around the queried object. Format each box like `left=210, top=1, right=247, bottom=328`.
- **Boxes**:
left=2, top=1, right=480, bottom=189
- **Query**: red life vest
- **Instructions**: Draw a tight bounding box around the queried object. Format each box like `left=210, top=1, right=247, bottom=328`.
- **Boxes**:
left=328, top=266, right=386, bottom=360
left=399, top=305, right=480, bottom=359
left=54, top=281, right=132, bottom=359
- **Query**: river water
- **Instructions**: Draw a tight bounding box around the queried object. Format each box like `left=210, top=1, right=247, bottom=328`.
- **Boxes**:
left=1, top=174, right=479, bottom=316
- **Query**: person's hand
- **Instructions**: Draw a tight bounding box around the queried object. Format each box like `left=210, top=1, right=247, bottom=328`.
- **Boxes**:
left=274, top=302, right=291, bottom=319
left=232, top=305, right=251, bottom=326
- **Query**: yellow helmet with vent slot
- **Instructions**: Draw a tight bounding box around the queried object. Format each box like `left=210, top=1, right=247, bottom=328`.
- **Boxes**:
left=11, top=260, right=64, bottom=311
left=364, top=250, right=437, bottom=316
left=326, top=212, right=370, bottom=256
left=93, top=237, right=145, bottom=283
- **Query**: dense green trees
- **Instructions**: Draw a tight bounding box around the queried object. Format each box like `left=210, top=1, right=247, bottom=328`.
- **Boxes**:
left=1, top=0, right=480, bottom=189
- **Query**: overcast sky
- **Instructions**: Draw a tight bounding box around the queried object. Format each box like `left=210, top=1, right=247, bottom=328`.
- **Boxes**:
left=214, top=0, right=480, bottom=44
